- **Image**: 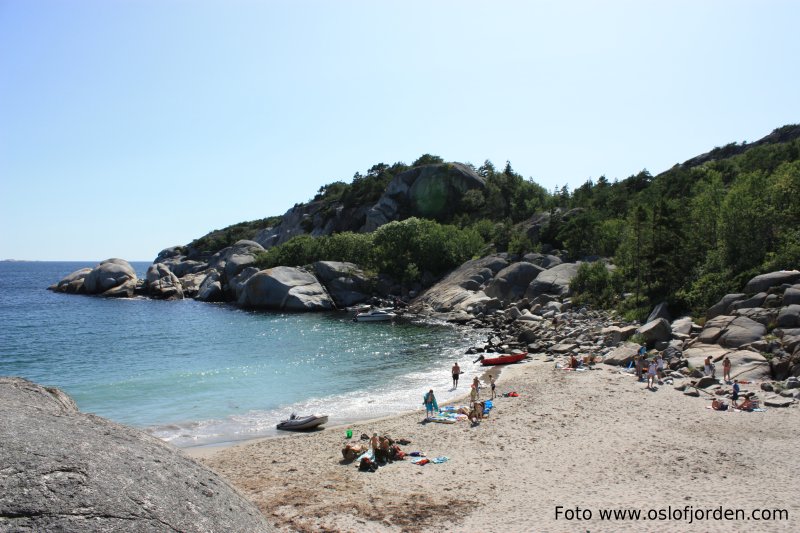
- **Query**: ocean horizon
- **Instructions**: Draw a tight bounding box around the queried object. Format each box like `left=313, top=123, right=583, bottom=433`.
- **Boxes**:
left=0, top=261, right=485, bottom=448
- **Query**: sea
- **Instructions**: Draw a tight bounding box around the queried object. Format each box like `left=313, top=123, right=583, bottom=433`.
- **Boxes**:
left=0, top=261, right=485, bottom=448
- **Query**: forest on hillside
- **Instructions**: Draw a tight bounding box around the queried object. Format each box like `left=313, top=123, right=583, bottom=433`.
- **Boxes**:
left=189, top=126, right=800, bottom=320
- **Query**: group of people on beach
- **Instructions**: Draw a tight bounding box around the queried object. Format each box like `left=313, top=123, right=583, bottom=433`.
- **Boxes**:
left=422, top=363, right=497, bottom=424
left=633, top=346, right=666, bottom=390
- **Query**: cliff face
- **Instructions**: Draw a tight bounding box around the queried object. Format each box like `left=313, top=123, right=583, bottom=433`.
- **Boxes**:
left=252, top=162, right=485, bottom=250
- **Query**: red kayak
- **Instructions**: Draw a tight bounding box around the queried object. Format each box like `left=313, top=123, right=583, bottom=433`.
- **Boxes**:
left=479, top=352, right=528, bottom=366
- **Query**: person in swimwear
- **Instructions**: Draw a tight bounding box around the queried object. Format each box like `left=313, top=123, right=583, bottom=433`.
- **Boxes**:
left=452, top=361, right=461, bottom=388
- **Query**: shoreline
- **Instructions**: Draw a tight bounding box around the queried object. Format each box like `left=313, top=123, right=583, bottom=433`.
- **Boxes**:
left=184, top=359, right=513, bottom=460
left=190, top=358, right=799, bottom=532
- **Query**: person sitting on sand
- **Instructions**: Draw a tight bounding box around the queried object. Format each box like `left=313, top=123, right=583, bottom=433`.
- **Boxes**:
left=469, top=400, right=484, bottom=424
left=711, top=398, right=728, bottom=411
left=735, top=398, right=754, bottom=411
left=569, top=354, right=579, bottom=369
left=423, top=389, right=438, bottom=418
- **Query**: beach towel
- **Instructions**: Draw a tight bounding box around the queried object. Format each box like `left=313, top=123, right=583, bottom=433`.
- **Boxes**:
left=431, top=456, right=449, bottom=464
left=411, top=457, right=430, bottom=465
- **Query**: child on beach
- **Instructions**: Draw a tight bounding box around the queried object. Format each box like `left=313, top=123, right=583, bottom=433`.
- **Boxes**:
left=472, top=376, right=480, bottom=399
left=646, top=359, right=658, bottom=390
left=490, top=376, right=496, bottom=399
left=423, top=389, right=438, bottom=418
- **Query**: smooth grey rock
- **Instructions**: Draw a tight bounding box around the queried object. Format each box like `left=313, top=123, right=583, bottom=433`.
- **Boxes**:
left=0, top=377, right=272, bottom=533
left=602, top=342, right=640, bottom=366
left=525, top=262, right=580, bottom=298
left=49, top=267, right=93, bottom=294
left=776, top=304, right=800, bottom=328
left=695, top=376, right=719, bottom=389
left=783, top=287, right=800, bottom=306
left=718, top=316, right=767, bottom=348
left=637, top=318, right=671, bottom=345
left=731, top=292, right=768, bottom=310
left=71, top=259, right=138, bottom=297
left=239, top=266, right=334, bottom=311
left=312, top=261, right=371, bottom=308
left=707, top=294, right=745, bottom=320
left=733, top=307, right=777, bottom=327
left=484, top=262, right=544, bottom=303
left=671, top=316, right=694, bottom=336
left=744, top=270, right=800, bottom=294
left=410, top=255, right=508, bottom=315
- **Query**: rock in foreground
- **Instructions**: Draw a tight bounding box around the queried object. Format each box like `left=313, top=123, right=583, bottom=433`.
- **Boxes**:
left=0, top=377, right=272, bottom=533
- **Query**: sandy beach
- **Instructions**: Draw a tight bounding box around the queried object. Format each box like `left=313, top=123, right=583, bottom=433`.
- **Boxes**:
left=186, top=358, right=799, bottom=532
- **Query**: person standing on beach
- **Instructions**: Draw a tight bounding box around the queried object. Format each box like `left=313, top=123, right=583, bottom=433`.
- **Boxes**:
left=452, top=362, right=461, bottom=388
left=723, top=356, right=732, bottom=382
left=423, top=389, right=438, bottom=418
left=472, top=376, right=480, bottom=399
left=490, top=376, right=496, bottom=399
left=646, top=358, right=658, bottom=390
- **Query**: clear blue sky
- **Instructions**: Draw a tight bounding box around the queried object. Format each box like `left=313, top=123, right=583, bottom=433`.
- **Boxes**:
left=1, top=0, right=798, bottom=261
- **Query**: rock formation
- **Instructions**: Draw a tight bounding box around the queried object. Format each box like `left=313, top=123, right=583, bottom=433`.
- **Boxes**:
left=0, top=377, right=273, bottom=532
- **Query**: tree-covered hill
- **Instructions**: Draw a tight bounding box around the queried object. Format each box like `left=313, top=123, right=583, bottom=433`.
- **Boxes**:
left=183, top=124, right=800, bottom=319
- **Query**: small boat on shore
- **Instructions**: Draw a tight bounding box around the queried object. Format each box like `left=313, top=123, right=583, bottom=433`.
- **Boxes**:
left=477, top=352, right=529, bottom=366
left=276, top=413, right=329, bottom=431
left=354, top=308, right=396, bottom=322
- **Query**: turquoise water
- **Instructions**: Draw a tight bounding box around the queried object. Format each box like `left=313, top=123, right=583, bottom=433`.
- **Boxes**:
left=0, top=261, right=483, bottom=447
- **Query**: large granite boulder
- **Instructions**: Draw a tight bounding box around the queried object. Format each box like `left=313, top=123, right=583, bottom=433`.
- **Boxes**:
left=776, top=304, right=800, bottom=328
left=411, top=255, right=508, bottom=314
left=484, top=262, right=544, bottom=303
left=783, top=287, right=800, bottom=306
left=48, top=267, right=93, bottom=294
left=81, top=259, right=138, bottom=297
left=525, top=262, right=581, bottom=298
left=637, top=318, right=672, bottom=345
left=602, top=342, right=640, bottom=366
left=743, top=270, right=800, bottom=294
left=238, top=266, right=334, bottom=311
left=718, top=316, right=767, bottom=348
left=671, top=316, right=695, bottom=337
left=0, top=377, right=272, bottom=532
left=362, top=163, right=485, bottom=231
left=153, top=246, right=208, bottom=278
left=312, top=261, right=371, bottom=308
left=196, top=270, right=224, bottom=302
left=145, top=263, right=184, bottom=300
left=706, top=294, right=745, bottom=320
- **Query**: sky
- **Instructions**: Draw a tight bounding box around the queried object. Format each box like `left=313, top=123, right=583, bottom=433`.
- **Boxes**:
left=1, top=1, right=798, bottom=261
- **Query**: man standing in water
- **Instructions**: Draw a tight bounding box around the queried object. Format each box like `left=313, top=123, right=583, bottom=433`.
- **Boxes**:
left=452, top=361, right=461, bottom=388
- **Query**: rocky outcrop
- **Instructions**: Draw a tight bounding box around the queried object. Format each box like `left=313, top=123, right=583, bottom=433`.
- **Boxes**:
left=238, top=266, right=335, bottom=311
left=637, top=318, right=672, bottom=345
left=743, top=270, right=800, bottom=294
left=525, top=262, right=581, bottom=298
left=484, top=262, right=544, bottom=303
left=411, top=255, right=509, bottom=315
left=145, top=263, right=184, bottom=300
left=362, top=163, right=485, bottom=232
left=0, top=377, right=272, bottom=532
left=49, top=259, right=138, bottom=297
left=312, top=261, right=371, bottom=307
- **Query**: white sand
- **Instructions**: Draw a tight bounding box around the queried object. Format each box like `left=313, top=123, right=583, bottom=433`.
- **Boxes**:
left=186, top=359, right=799, bottom=532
